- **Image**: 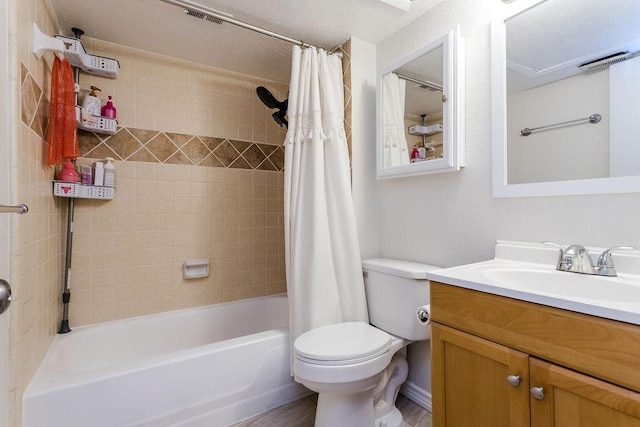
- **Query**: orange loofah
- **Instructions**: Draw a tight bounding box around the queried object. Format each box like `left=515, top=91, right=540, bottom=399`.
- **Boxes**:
left=47, top=57, right=80, bottom=165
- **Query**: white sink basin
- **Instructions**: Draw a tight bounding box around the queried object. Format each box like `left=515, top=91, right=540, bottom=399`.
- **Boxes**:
left=473, top=265, right=640, bottom=304
left=426, top=241, right=640, bottom=326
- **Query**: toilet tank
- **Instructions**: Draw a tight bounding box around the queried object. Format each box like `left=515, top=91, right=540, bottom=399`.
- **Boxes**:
left=362, top=258, right=440, bottom=341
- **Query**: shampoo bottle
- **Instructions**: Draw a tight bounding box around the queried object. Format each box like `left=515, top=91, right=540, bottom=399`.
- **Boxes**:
left=104, top=157, right=115, bottom=187
left=101, top=95, right=117, bottom=119
left=94, top=161, right=104, bottom=186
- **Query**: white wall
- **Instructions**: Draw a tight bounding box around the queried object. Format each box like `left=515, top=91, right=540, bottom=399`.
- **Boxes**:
left=610, top=55, right=640, bottom=177
left=350, top=37, right=379, bottom=260
left=507, top=71, right=609, bottom=184
left=373, top=0, right=640, bottom=268
left=356, top=0, right=640, bottom=408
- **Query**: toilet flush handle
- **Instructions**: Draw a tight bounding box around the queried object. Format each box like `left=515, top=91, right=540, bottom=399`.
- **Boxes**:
left=417, top=307, right=430, bottom=323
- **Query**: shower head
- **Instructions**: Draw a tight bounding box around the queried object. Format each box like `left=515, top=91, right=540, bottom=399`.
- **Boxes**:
left=257, top=86, right=288, bottom=128
left=256, top=86, right=287, bottom=110
left=272, top=110, right=288, bottom=128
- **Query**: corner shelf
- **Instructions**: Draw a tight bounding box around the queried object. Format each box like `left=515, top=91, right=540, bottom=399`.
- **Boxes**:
left=55, top=34, right=119, bottom=78
left=75, top=106, right=117, bottom=135
left=53, top=181, right=114, bottom=200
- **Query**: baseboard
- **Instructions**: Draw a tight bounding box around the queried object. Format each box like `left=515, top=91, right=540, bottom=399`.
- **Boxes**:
left=400, top=381, right=432, bottom=413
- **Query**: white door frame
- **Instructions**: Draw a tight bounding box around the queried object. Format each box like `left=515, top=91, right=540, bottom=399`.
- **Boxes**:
left=0, top=0, right=13, bottom=424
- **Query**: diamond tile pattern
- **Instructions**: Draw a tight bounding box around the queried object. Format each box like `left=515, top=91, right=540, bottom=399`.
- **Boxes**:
left=79, top=125, right=284, bottom=171
left=20, top=73, right=46, bottom=139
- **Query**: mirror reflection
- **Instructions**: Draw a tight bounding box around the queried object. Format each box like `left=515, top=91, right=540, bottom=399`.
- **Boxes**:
left=505, top=0, right=640, bottom=185
left=382, top=46, right=444, bottom=168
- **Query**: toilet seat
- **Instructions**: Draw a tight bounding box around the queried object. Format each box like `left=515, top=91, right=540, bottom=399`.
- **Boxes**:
left=295, top=322, right=391, bottom=366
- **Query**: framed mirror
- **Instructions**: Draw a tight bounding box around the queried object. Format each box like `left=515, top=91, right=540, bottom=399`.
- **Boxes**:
left=377, top=26, right=464, bottom=179
left=492, top=0, right=640, bottom=197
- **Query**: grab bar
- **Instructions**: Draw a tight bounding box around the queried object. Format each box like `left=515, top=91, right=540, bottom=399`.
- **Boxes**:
left=521, top=113, right=602, bottom=136
left=0, top=204, right=29, bottom=214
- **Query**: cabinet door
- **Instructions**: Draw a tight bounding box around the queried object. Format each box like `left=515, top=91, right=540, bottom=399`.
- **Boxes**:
left=530, top=358, right=640, bottom=426
left=432, top=323, right=530, bottom=427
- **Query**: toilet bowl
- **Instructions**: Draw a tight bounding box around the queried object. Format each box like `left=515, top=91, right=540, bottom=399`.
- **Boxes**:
left=293, top=259, right=439, bottom=427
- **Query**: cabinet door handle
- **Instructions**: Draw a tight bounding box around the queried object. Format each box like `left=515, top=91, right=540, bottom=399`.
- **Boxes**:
left=506, top=375, right=521, bottom=387
left=530, top=386, right=545, bottom=400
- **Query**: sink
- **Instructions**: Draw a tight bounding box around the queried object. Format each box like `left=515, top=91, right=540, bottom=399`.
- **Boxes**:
left=475, top=265, right=640, bottom=304
left=426, top=241, right=640, bottom=326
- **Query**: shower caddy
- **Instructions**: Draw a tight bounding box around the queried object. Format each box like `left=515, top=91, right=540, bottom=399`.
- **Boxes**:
left=33, top=24, right=120, bottom=333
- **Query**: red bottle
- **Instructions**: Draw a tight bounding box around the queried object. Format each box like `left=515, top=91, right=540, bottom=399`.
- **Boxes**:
left=101, top=95, right=117, bottom=118
left=410, top=146, right=420, bottom=163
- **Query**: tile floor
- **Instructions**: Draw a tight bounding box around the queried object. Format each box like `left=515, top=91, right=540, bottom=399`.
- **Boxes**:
left=229, top=393, right=432, bottom=427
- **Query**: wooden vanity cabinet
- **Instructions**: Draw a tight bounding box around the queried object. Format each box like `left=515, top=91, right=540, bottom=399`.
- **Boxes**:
left=431, top=282, right=640, bottom=427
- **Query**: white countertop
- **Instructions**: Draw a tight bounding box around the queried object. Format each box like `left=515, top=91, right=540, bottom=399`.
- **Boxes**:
left=426, top=241, right=640, bottom=326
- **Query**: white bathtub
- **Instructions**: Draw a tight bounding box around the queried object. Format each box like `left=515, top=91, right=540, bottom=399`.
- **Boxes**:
left=24, top=295, right=310, bottom=427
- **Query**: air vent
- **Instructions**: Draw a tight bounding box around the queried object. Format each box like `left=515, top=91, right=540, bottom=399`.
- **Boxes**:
left=579, top=51, right=632, bottom=72
left=184, top=8, right=224, bottom=24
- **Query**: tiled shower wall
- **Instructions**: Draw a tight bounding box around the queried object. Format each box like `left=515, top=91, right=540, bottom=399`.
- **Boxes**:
left=63, top=38, right=290, bottom=326
left=13, top=0, right=65, bottom=424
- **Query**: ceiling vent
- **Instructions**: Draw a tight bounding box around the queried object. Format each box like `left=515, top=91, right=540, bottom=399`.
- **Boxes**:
left=579, top=51, right=632, bottom=72
left=184, top=8, right=225, bottom=24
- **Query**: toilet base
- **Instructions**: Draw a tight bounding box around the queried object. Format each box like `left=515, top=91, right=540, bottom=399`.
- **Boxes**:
left=375, top=406, right=403, bottom=427
left=315, top=388, right=377, bottom=427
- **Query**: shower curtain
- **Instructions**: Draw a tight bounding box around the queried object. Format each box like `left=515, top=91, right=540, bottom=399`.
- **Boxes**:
left=382, top=73, right=410, bottom=167
left=284, top=46, right=369, bottom=354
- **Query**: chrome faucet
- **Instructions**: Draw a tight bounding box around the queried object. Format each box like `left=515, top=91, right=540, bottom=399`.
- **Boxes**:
left=542, top=242, right=635, bottom=277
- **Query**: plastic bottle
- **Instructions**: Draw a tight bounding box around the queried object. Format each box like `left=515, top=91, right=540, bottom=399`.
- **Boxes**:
left=410, top=146, right=420, bottom=163
left=80, top=165, right=93, bottom=184
left=94, top=161, right=104, bottom=186
left=101, top=95, right=117, bottom=119
left=104, top=157, right=115, bottom=187
left=57, top=160, right=78, bottom=182
left=82, top=85, right=102, bottom=116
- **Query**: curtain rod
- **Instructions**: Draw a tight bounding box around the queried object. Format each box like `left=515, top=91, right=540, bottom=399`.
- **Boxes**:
left=394, top=72, right=443, bottom=92
left=159, top=0, right=343, bottom=57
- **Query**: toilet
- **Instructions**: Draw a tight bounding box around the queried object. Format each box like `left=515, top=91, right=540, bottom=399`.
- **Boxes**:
left=293, top=258, right=439, bottom=427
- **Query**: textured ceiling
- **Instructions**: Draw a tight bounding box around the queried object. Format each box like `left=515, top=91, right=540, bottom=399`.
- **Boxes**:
left=49, top=0, right=444, bottom=83
left=506, top=0, right=640, bottom=93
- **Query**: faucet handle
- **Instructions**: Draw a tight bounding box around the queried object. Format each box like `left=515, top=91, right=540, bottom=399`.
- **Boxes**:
left=542, top=241, right=565, bottom=251
left=542, top=241, right=567, bottom=270
left=596, top=246, right=635, bottom=277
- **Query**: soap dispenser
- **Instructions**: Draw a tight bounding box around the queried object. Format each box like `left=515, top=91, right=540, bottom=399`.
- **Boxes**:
left=82, top=85, right=102, bottom=116
left=101, top=95, right=117, bottom=119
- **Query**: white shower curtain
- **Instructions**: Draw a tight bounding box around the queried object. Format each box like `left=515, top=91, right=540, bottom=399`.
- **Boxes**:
left=284, top=46, right=369, bottom=353
left=382, top=73, right=410, bottom=167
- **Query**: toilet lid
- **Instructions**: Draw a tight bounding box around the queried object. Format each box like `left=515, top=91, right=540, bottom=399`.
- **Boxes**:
left=295, top=322, right=391, bottom=365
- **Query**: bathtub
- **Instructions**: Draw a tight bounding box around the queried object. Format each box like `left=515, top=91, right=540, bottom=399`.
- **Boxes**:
left=24, top=295, right=310, bottom=427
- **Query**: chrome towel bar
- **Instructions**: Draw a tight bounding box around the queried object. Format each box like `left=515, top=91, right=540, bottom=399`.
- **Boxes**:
left=0, top=204, right=29, bottom=214
left=521, top=113, right=601, bottom=136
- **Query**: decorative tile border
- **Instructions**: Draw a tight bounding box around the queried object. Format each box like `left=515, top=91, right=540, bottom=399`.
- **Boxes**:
left=21, top=61, right=284, bottom=173
left=78, top=127, right=285, bottom=172
left=341, top=39, right=353, bottom=160
left=20, top=64, right=47, bottom=139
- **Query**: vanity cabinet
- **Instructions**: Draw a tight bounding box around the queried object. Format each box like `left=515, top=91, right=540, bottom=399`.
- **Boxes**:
left=430, top=282, right=640, bottom=427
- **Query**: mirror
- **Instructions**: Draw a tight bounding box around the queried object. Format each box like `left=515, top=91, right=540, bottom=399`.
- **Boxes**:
left=492, top=0, right=640, bottom=197
left=377, top=26, right=464, bottom=179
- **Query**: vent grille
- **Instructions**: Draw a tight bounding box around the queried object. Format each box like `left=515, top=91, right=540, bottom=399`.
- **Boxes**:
left=184, top=9, right=224, bottom=25
left=579, top=51, right=632, bottom=72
